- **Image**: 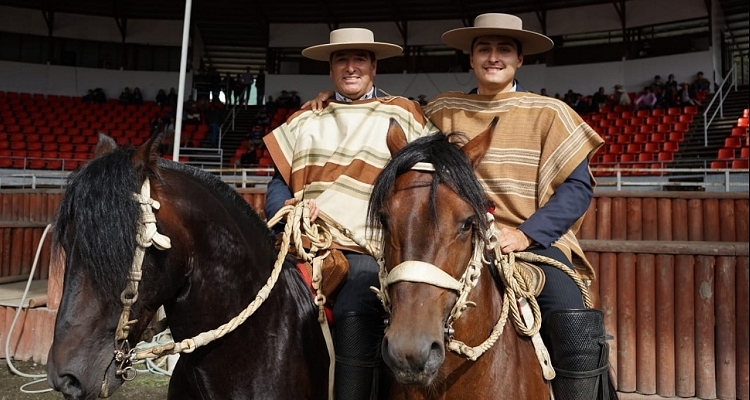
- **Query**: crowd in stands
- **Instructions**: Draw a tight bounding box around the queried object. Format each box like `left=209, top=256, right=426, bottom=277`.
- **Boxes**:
left=544, top=71, right=710, bottom=116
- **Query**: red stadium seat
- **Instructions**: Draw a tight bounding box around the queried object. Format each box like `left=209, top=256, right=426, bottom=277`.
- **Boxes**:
left=732, top=159, right=749, bottom=169
left=717, top=148, right=735, bottom=160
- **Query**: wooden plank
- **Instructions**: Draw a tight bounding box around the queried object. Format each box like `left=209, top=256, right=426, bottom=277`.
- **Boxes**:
left=596, top=197, right=612, bottom=240
left=586, top=251, right=600, bottom=307
left=695, top=255, right=717, bottom=399
left=599, top=252, right=618, bottom=390
left=715, top=256, right=736, bottom=399
left=9, top=228, right=23, bottom=276
left=672, top=198, right=689, bottom=241
left=675, top=254, right=696, bottom=397
left=703, top=198, right=721, bottom=242
left=655, top=254, right=676, bottom=397
left=737, top=256, right=750, bottom=400
left=737, top=199, right=749, bottom=243
left=720, top=199, right=737, bottom=242
left=612, top=197, right=627, bottom=240
left=580, top=198, right=597, bottom=240
left=20, top=228, right=34, bottom=276
left=657, top=198, right=672, bottom=241
left=578, top=240, right=749, bottom=256
left=687, top=199, right=704, bottom=241
left=617, top=252, right=637, bottom=392
left=635, top=253, right=656, bottom=394
left=642, top=198, right=657, bottom=241
left=626, top=197, right=642, bottom=240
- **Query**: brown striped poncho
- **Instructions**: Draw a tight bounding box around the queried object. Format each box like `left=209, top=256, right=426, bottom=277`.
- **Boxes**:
left=423, top=91, right=604, bottom=279
left=264, top=96, right=435, bottom=252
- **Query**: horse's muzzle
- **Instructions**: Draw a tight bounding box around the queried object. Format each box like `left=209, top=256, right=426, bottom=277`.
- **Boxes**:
left=382, top=331, right=445, bottom=385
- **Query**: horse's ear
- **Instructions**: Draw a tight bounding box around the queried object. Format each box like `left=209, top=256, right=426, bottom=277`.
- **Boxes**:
left=386, top=118, right=408, bottom=156
left=93, top=133, right=118, bottom=158
left=132, top=128, right=164, bottom=168
left=463, top=116, right=498, bottom=168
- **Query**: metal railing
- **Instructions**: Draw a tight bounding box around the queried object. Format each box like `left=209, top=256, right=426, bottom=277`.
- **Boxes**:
left=703, top=65, right=738, bottom=146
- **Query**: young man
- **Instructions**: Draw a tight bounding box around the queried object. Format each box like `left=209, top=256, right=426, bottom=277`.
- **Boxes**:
left=263, top=28, right=434, bottom=400
left=424, top=13, right=611, bottom=400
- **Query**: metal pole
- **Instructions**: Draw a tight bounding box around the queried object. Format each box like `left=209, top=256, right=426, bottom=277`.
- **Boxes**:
left=172, top=0, right=193, bottom=162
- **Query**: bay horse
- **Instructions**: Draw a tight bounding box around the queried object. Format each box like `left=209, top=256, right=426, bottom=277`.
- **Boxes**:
left=46, top=134, right=329, bottom=400
left=367, top=119, right=551, bottom=399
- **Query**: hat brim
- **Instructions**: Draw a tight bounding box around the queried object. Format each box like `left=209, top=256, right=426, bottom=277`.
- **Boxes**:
left=302, top=42, right=403, bottom=61
left=441, top=27, right=554, bottom=55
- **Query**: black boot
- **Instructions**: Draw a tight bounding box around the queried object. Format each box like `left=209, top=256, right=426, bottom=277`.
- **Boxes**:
left=545, top=309, right=616, bottom=400
left=334, top=313, right=390, bottom=400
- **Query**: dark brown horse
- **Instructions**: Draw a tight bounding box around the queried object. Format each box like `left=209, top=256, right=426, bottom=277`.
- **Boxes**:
left=47, top=134, right=329, bottom=399
left=367, top=120, right=551, bottom=399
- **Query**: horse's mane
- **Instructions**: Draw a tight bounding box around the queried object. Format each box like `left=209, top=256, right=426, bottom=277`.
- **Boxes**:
left=368, top=132, right=490, bottom=234
left=55, top=148, right=274, bottom=300
left=55, top=147, right=141, bottom=299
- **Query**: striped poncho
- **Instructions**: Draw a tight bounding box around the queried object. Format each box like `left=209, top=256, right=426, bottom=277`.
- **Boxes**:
left=423, top=91, right=604, bottom=279
left=264, top=96, right=435, bottom=252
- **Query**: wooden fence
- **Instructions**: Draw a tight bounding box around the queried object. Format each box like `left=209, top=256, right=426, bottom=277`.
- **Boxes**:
left=0, top=188, right=747, bottom=400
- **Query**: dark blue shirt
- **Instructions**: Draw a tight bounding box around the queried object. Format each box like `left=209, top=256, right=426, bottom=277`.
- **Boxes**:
left=518, top=159, right=593, bottom=248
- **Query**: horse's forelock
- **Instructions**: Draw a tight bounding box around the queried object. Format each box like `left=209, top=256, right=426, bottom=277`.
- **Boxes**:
left=369, top=132, right=489, bottom=234
left=55, top=148, right=141, bottom=299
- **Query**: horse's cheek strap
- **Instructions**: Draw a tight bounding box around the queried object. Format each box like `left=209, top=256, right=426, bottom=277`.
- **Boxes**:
left=386, top=261, right=462, bottom=292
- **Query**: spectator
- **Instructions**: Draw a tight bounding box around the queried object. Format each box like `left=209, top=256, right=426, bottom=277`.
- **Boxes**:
left=265, top=95, right=277, bottom=118
left=277, top=90, right=293, bottom=108
left=417, top=94, right=428, bottom=106
left=692, top=71, right=711, bottom=93
left=119, top=87, right=133, bottom=105
left=206, top=102, right=223, bottom=147
left=664, top=74, right=679, bottom=105
left=255, top=67, right=266, bottom=105
left=231, top=140, right=259, bottom=167
left=155, top=89, right=167, bottom=107
left=650, top=75, right=665, bottom=92
left=611, top=84, right=631, bottom=107
left=241, top=67, right=254, bottom=106
left=679, top=82, right=701, bottom=106
left=132, top=87, right=144, bottom=105
left=82, top=89, right=95, bottom=104
left=289, top=90, right=301, bottom=108
left=166, top=88, right=178, bottom=108
left=93, top=88, right=106, bottom=104
left=634, top=87, right=657, bottom=111
left=540, top=88, right=548, bottom=96
left=591, top=86, right=608, bottom=110
left=232, top=73, right=245, bottom=105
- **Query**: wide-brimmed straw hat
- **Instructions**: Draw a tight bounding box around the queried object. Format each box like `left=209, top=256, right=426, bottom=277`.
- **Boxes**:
left=442, top=13, right=554, bottom=55
left=302, top=28, right=403, bottom=61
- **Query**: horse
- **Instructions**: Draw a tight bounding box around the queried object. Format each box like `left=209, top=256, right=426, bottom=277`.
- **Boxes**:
left=46, top=133, right=330, bottom=400
left=367, top=119, right=551, bottom=399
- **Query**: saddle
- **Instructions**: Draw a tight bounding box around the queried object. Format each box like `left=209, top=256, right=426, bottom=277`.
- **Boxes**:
left=277, top=239, right=349, bottom=307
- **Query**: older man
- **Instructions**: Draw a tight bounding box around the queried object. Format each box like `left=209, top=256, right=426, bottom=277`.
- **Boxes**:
left=424, top=13, right=611, bottom=400
left=263, top=28, right=434, bottom=400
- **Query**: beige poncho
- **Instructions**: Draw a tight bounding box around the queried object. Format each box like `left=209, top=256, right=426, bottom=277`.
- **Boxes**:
left=264, top=96, right=435, bottom=252
left=423, top=91, right=604, bottom=279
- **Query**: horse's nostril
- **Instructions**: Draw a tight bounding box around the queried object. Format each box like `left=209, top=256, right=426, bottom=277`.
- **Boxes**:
left=49, top=373, right=84, bottom=398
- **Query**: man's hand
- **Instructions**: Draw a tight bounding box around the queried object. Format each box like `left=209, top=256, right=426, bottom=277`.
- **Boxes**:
left=496, top=227, right=532, bottom=253
left=283, top=198, right=319, bottom=222
left=300, top=91, right=334, bottom=112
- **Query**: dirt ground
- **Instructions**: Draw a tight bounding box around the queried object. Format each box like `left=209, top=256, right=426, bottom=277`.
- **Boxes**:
left=0, top=359, right=169, bottom=400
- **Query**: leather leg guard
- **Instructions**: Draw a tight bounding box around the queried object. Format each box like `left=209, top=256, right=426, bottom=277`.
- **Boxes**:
left=546, top=309, right=614, bottom=400
left=334, top=313, right=388, bottom=400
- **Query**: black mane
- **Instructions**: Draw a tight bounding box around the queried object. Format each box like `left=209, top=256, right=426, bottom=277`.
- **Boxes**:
left=368, top=132, right=490, bottom=234
left=54, top=149, right=274, bottom=300
left=55, top=148, right=141, bottom=299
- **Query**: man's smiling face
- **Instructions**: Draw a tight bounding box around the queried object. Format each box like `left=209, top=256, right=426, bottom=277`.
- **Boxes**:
left=470, top=35, right=523, bottom=95
left=329, top=50, right=377, bottom=100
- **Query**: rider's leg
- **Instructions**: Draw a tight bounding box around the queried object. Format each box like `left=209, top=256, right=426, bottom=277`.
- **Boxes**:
left=333, top=253, right=390, bottom=400
left=530, top=247, right=615, bottom=400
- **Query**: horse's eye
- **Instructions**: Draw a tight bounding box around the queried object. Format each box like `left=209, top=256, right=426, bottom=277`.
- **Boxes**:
left=460, top=217, right=474, bottom=233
